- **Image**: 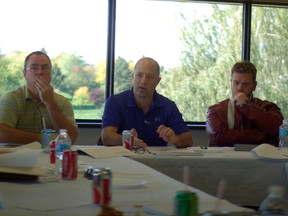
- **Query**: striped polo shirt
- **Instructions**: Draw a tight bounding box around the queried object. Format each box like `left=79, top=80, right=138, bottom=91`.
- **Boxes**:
left=0, top=85, right=77, bottom=133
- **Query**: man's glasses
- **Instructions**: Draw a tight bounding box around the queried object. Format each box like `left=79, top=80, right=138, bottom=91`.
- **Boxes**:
left=26, top=65, right=51, bottom=73
left=132, top=147, right=155, bottom=155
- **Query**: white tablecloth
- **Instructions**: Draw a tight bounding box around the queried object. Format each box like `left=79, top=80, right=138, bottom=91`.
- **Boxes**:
left=130, top=147, right=288, bottom=208
left=0, top=152, right=255, bottom=216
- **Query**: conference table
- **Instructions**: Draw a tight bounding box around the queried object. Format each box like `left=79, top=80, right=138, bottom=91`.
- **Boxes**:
left=128, top=146, right=288, bottom=208
left=0, top=145, right=256, bottom=216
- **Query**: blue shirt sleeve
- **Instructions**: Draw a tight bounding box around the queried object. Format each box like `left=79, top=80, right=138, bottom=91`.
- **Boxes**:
left=102, top=95, right=122, bottom=129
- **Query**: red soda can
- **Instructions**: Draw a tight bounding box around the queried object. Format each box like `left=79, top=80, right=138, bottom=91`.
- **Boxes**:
left=50, top=140, right=56, bottom=164
left=62, top=150, right=78, bottom=179
left=92, top=168, right=112, bottom=205
left=122, top=130, right=134, bottom=150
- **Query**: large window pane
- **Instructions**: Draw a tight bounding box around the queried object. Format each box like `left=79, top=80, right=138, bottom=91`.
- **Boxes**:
left=115, top=0, right=242, bottom=122
left=0, top=0, right=107, bottom=121
left=251, top=6, right=288, bottom=118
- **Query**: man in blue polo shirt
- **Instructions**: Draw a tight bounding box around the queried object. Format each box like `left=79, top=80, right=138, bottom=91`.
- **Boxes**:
left=101, top=57, right=193, bottom=147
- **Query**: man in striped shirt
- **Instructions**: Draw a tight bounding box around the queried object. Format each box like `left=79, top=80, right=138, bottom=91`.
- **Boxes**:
left=0, top=51, right=78, bottom=144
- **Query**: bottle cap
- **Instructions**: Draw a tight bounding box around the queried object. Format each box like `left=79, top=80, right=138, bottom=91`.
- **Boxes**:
left=59, top=129, right=67, bottom=133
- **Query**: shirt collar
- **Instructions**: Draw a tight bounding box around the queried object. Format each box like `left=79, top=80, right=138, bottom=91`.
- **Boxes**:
left=24, top=85, right=33, bottom=100
left=127, top=88, right=164, bottom=109
left=24, top=85, right=41, bottom=104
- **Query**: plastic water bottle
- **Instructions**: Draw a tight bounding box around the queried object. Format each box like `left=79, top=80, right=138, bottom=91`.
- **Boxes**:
left=279, top=119, right=288, bottom=151
left=258, top=185, right=288, bottom=215
left=54, top=129, right=71, bottom=177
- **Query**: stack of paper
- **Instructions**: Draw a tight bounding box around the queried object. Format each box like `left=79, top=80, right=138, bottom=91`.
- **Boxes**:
left=0, top=142, right=46, bottom=180
left=251, top=143, right=288, bottom=159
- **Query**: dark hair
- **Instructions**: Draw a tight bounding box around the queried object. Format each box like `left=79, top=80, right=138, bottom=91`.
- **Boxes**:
left=24, top=51, right=51, bottom=70
left=231, top=61, right=257, bottom=82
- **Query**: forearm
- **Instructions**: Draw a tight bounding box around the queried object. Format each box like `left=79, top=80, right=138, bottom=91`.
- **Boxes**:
left=241, top=103, right=283, bottom=135
left=207, top=110, right=266, bottom=146
left=46, top=103, right=78, bottom=143
left=208, top=128, right=265, bottom=147
left=0, top=124, right=41, bottom=144
left=171, top=132, right=193, bottom=148
left=102, top=133, right=122, bottom=146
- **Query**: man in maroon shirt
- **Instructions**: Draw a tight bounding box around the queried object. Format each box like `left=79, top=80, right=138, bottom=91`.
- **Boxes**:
left=206, top=61, right=283, bottom=147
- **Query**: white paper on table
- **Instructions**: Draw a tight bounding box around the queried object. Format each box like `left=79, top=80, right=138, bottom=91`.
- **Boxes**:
left=74, top=145, right=136, bottom=158
left=0, top=148, right=41, bottom=167
left=251, top=143, right=288, bottom=159
left=0, top=142, right=45, bottom=176
left=15, top=141, right=42, bottom=150
left=0, top=141, right=41, bottom=154
left=148, top=147, right=203, bottom=156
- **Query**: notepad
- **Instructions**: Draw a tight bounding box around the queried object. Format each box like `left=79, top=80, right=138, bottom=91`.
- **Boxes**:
left=152, top=149, right=203, bottom=156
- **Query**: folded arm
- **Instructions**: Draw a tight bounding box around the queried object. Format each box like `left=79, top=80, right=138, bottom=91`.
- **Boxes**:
left=206, top=118, right=265, bottom=147
left=240, top=102, right=283, bottom=137
left=206, top=101, right=283, bottom=147
left=0, top=123, right=41, bottom=144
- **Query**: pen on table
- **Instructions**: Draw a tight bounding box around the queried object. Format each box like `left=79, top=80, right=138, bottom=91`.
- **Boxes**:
left=144, top=120, right=158, bottom=129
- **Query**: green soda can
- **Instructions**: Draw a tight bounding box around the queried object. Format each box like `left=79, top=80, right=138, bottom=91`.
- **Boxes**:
left=41, top=129, right=56, bottom=152
left=174, top=190, right=198, bottom=216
